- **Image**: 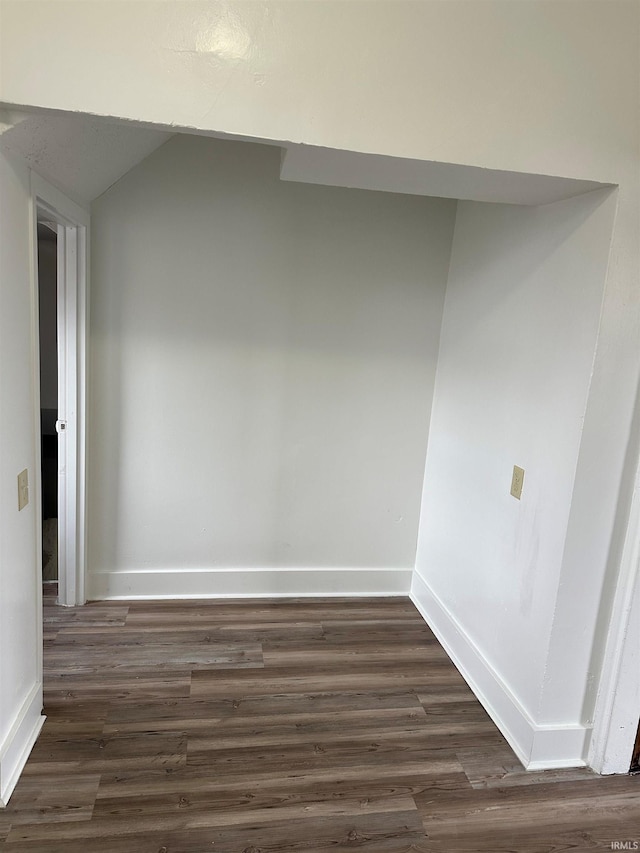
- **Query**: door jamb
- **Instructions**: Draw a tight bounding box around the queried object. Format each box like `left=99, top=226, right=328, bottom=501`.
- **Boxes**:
left=30, top=173, right=89, bottom=609
left=589, top=461, right=640, bottom=773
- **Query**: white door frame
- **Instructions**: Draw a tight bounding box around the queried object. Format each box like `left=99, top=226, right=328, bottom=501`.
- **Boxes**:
left=30, top=173, right=89, bottom=608
left=589, top=461, right=640, bottom=774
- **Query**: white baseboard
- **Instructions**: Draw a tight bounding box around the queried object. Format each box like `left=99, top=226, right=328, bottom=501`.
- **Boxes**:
left=0, top=683, right=45, bottom=807
left=410, top=571, right=589, bottom=770
left=88, top=567, right=413, bottom=600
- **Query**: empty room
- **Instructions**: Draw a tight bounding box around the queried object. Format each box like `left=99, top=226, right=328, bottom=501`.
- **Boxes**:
left=0, top=1, right=639, bottom=850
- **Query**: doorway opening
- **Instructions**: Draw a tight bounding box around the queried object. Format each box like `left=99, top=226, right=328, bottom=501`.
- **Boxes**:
left=32, top=175, right=89, bottom=609
left=36, top=219, right=59, bottom=595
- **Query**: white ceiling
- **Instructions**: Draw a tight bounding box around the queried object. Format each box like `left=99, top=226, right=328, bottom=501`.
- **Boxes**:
left=0, top=105, right=613, bottom=208
left=0, top=108, right=173, bottom=205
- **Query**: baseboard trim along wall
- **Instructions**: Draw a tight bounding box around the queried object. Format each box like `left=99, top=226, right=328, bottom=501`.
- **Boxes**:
left=0, top=683, right=45, bottom=807
left=410, top=571, right=590, bottom=770
left=88, top=568, right=413, bottom=600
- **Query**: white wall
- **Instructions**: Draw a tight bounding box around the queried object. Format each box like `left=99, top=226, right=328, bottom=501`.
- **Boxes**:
left=413, top=189, right=618, bottom=768
left=0, top=147, right=45, bottom=804
left=87, top=134, right=456, bottom=598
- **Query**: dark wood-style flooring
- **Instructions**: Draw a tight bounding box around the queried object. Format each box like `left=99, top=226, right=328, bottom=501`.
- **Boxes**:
left=0, top=590, right=638, bottom=851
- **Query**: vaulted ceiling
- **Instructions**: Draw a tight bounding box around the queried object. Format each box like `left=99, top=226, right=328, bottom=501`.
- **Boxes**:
left=0, top=108, right=173, bottom=204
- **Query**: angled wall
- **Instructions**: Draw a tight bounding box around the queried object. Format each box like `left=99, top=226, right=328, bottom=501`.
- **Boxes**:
left=413, top=189, right=618, bottom=768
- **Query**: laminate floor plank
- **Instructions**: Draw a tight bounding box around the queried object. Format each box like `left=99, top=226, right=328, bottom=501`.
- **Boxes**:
left=0, top=775, right=100, bottom=826
left=2, top=811, right=429, bottom=853
left=6, top=794, right=417, bottom=841
left=45, top=641, right=264, bottom=673
left=415, top=686, right=479, bottom=707
left=94, top=773, right=470, bottom=812
left=261, top=646, right=450, bottom=666
left=321, top=620, right=435, bottom=642
left=44, top=671, right=193, bottom=701
left=42, top=605, right=129, bottom=628
left=456, top=743, right=599, bottom=789
left=54, top=626, right=322, bottom=645
left=95, top=758, right=467, bottom=802
left=123, top=605, right=419, bottom=627
left=29, top=730, right=186, bottom=763
left=0, top=595, right=637, bottom=853
left=38, top=699, right=112, bottom=723
left=416, top=776, right=640, bottom=850
left=190, top=668, right=469, bottom=699
left=186, top=725, right=503, bottom=758
left=104, top=689, right=425, bottom=729
left=105, top=705, right=427, bottom=738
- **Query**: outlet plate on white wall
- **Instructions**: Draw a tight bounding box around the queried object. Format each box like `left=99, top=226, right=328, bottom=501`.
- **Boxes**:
left=17, top=469, right=29, bottom=511
left=511, top=465, right=525, bottom=500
